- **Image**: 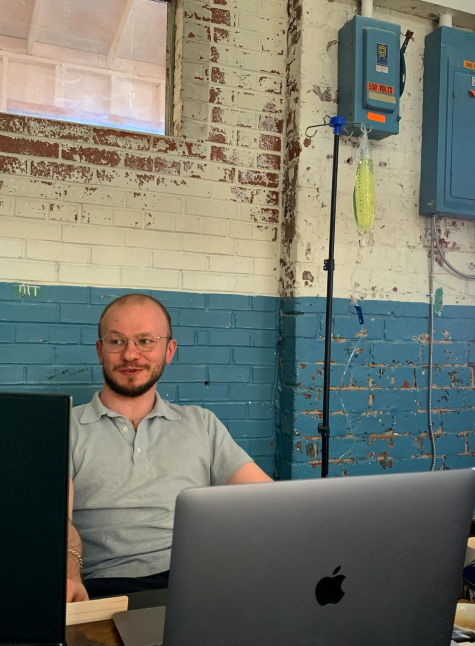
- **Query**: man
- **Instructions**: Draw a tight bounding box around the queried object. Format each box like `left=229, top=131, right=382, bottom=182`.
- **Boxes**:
left=67, top=293, right=272, bottom=602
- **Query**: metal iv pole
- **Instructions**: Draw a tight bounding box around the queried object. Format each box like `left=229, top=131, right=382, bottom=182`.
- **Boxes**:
left=305, top=115, right=346, bottom=478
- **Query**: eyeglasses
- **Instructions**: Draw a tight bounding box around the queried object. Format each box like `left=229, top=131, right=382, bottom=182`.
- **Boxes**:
left=99, top=332, right=172, bottom=353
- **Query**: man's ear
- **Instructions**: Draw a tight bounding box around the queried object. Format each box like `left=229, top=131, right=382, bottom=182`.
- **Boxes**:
left=165, top=339, right=177, bottom=365
left=96, top=339, right=104, bottom=365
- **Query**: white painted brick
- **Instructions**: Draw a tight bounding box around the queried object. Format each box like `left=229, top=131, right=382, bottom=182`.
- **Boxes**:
left=0, top=258, right=56, bottom=282
left=144, top=212, right=175, bottom=231
left=0, top=177, right=62, bottom=200
left=62, top=225, right=123, bottom=246
left=235, top=275, right=277, bottom=295
left=253, top=258, right=279, bottom=276
left=182, top=234, right=234, bottom=255
left=236, top=239, right=277, bottom=259
left=81, top=205, right=112, bottom=226
left=182, top=271, right=235, bottom=292
left=15, top=198, right=49, bottom=219
left=125, top=229, right=182, bottom=251
left=26, top=241, right=89, bottom=264
left=49, top=203, right=80, bottom=223
left=126, top=191, right=183, bottom=213
left=209, top=255, right=251, bottom=274
left=121, top=267, right=180, bottom=289
left=185, top=197, right=239, bottom=219
left=174, top=214, right=202, bottom=234
left=0, top=237, right=23, bottom=258
left=202, top=218, right=228, bottom=237
left=0, top=196, right=14, bottom=215
left=228, top=220, right=253, bottom=239
left=59, top=264, right=121, bottom=286
left=113, top=209, right=143, bottom=228
left=253, top=224, right=278, bottom=242
left=91, top=246, right=151, bottom=267
left=152, top=250, right=206, bottom=271
left=64, top=184, right=125, bottom=207
left=0, top=217, right=60, bottom=241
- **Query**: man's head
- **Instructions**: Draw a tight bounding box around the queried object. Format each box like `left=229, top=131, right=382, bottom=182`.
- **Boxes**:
left=96, top=294, right=176, bottom=398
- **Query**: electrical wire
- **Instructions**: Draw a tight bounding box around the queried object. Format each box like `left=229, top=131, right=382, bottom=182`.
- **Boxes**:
left=428, top=217, right=437, bottom=471
left=434, top=216, right=475, bottom=280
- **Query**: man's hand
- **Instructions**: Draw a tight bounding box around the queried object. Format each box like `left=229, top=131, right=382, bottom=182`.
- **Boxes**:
left=67, top=578, right=89, bottom=603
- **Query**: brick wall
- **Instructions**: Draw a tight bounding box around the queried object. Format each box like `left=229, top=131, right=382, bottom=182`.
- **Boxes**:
left=277, top=297, right=475, bottom=477
left=0, top=282, right=278, bottom=476
left=0, top=0, right=287, bottom=296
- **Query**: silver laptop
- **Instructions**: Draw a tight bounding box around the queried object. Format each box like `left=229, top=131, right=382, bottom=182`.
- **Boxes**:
left=159, top=469, right=475, bottom=646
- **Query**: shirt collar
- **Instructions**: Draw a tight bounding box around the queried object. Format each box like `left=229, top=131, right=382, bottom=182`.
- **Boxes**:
left=79, top=390, right=181, bottom=424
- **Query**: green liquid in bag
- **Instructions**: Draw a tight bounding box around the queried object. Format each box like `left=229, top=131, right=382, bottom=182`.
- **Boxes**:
left=353, top=158, right=374, bottom=233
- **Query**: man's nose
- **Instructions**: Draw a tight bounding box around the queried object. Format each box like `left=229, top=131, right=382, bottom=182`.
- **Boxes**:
left=122, top=338, right=141, bottom=359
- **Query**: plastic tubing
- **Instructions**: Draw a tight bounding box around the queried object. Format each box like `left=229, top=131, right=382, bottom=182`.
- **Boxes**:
left=361, top=0, right=373, bottom=18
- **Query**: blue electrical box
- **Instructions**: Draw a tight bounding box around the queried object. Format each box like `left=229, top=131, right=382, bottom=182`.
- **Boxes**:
left=338, top=16, right=401, bottom=139
left=420, top=27, right=475, bottom=220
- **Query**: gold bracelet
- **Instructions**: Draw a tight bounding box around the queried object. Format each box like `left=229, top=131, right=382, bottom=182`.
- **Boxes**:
left=68, top=549, right=83, bottom=569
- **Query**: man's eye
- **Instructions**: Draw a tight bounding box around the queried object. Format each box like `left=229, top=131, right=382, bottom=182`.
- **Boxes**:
left=110, top=339, right=124, bottom=345
left=138, top=338, right=153, bottom=346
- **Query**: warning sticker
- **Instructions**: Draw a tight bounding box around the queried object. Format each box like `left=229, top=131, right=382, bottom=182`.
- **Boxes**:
left=367, top=112, right=386, bottom=123
left=464, top=60, right=475, bottom=70
left=377, top=43, right=389, bottom=73
left=367, top=82, right=394, bottom=95
left=473, top=77, right=475, bottom=87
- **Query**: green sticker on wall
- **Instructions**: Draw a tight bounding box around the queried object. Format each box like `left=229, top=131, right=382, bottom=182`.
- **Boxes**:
left=434, top=287, right=443, bottom=316
left=14, top=284, right=42, bottom=298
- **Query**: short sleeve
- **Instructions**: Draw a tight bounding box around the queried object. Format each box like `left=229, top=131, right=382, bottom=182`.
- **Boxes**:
left=69, top=411, right=80, bottom=480
left=206, top=410, right=253, bottom=485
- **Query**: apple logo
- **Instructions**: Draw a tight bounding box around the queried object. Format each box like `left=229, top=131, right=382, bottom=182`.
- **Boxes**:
left=315, top=566, right=346, bottom=606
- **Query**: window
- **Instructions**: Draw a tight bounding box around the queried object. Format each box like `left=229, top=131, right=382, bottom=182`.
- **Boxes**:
left=0, top=0, right=174, bottom=135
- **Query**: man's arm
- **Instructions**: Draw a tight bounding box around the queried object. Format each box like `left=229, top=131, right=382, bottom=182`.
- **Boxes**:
left=226, top=461, right=273, bottom=484
left=67, top=477, right=89, bottom=602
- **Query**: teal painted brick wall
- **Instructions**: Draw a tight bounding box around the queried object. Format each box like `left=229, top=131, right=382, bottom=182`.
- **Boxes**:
left=0, top=282, right=279, bottom=477
left=278, top=296, right=475, bottom=479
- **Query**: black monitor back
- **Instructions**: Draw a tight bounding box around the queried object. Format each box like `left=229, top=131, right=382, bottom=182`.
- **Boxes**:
left=0, top=393, right=70, bottom=645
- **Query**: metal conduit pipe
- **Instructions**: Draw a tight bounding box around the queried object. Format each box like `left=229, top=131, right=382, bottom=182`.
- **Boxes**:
left=361, top=0, right=373, bottom=18
left=439, top=12, right=453, bottom=27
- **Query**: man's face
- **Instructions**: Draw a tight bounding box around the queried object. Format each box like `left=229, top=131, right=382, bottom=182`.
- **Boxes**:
left=96, top=301, right=177, bottom=398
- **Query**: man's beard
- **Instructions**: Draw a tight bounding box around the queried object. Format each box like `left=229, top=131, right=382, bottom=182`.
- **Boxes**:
left=103, top=362, right=165, bottom=398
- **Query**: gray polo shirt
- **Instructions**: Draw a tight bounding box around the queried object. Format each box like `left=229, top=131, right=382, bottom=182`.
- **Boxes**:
left=71, top=391, right=252, bottom=580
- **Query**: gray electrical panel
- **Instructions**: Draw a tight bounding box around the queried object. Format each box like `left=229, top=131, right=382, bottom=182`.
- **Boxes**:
left=420, top=26, right=475, bottom=220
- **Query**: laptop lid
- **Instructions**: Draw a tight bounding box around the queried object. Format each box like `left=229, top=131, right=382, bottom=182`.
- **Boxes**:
left=164, top=469, right=475, bottom=646
left=0, top=393, right=70, bottom=646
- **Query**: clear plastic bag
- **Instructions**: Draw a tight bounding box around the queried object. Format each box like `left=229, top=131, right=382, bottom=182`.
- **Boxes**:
left=353, top=126, right=375, bottom=233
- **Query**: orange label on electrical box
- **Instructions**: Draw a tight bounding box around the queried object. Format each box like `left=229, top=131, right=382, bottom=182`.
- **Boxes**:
left=464, top=60, right=475, bottom=70
left=367, top=82, right=395, bottom=95
left=367, top=112, right=386, bottom=123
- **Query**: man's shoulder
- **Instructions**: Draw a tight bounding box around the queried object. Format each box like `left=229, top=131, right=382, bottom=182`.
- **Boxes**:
left=161, top=399, right=209, bottom=422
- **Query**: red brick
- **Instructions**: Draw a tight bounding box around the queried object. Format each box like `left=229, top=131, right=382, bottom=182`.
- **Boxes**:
left=238, top=169, right=279, bottom=189
left=181, top=142, right=208, bottom=159
left=258, top=115, right=284, bottom=134
left=0, top=115, right=25, bottom=134
left=211, top=67, right=226, bottom=84
left=92, top=128, right=151, bottom=151
left=210, top=145, right=249, bottom=166
left=154, top=157, right=181, bottom=175
left=152, top=137, right=179, bottom=153
left=0, top=155, right=27, bottom=175
left=184, top=7, right=231, bottom=25
left=259, top=134, right=281, bottom=152
left=27, top=118, right=90, bottom=142
left=124, top=154, right=154, bottom=172
left=0, top=134, right=59, bottom=158
left=266, top=191, right=279, bottom=206
left=288, top=139, right=302, bottom=162
left=257, top=153, right=281, bottom=170
left=31, top=160, right=94, bottom=183
left=208, top=126, right=231, bottom=145
left=62, top=145, right=121, bottom=167
left=249, top=207, right=279, bottom=223
left=214, top=27, right=230, bottom=44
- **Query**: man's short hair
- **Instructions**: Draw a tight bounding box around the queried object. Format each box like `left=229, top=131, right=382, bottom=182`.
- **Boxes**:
left=98, top=293, right=173, bottom=339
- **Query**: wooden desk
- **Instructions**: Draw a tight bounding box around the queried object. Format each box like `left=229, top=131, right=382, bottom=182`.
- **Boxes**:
left=67, top=619, right=122, bottom=646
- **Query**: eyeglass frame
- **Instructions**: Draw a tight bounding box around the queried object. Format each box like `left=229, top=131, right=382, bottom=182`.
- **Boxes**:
left=98, top=332, right=173, bottom=353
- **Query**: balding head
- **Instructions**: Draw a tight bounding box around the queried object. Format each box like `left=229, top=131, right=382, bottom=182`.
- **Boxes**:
left=98, top=293, right=172, bottom=340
